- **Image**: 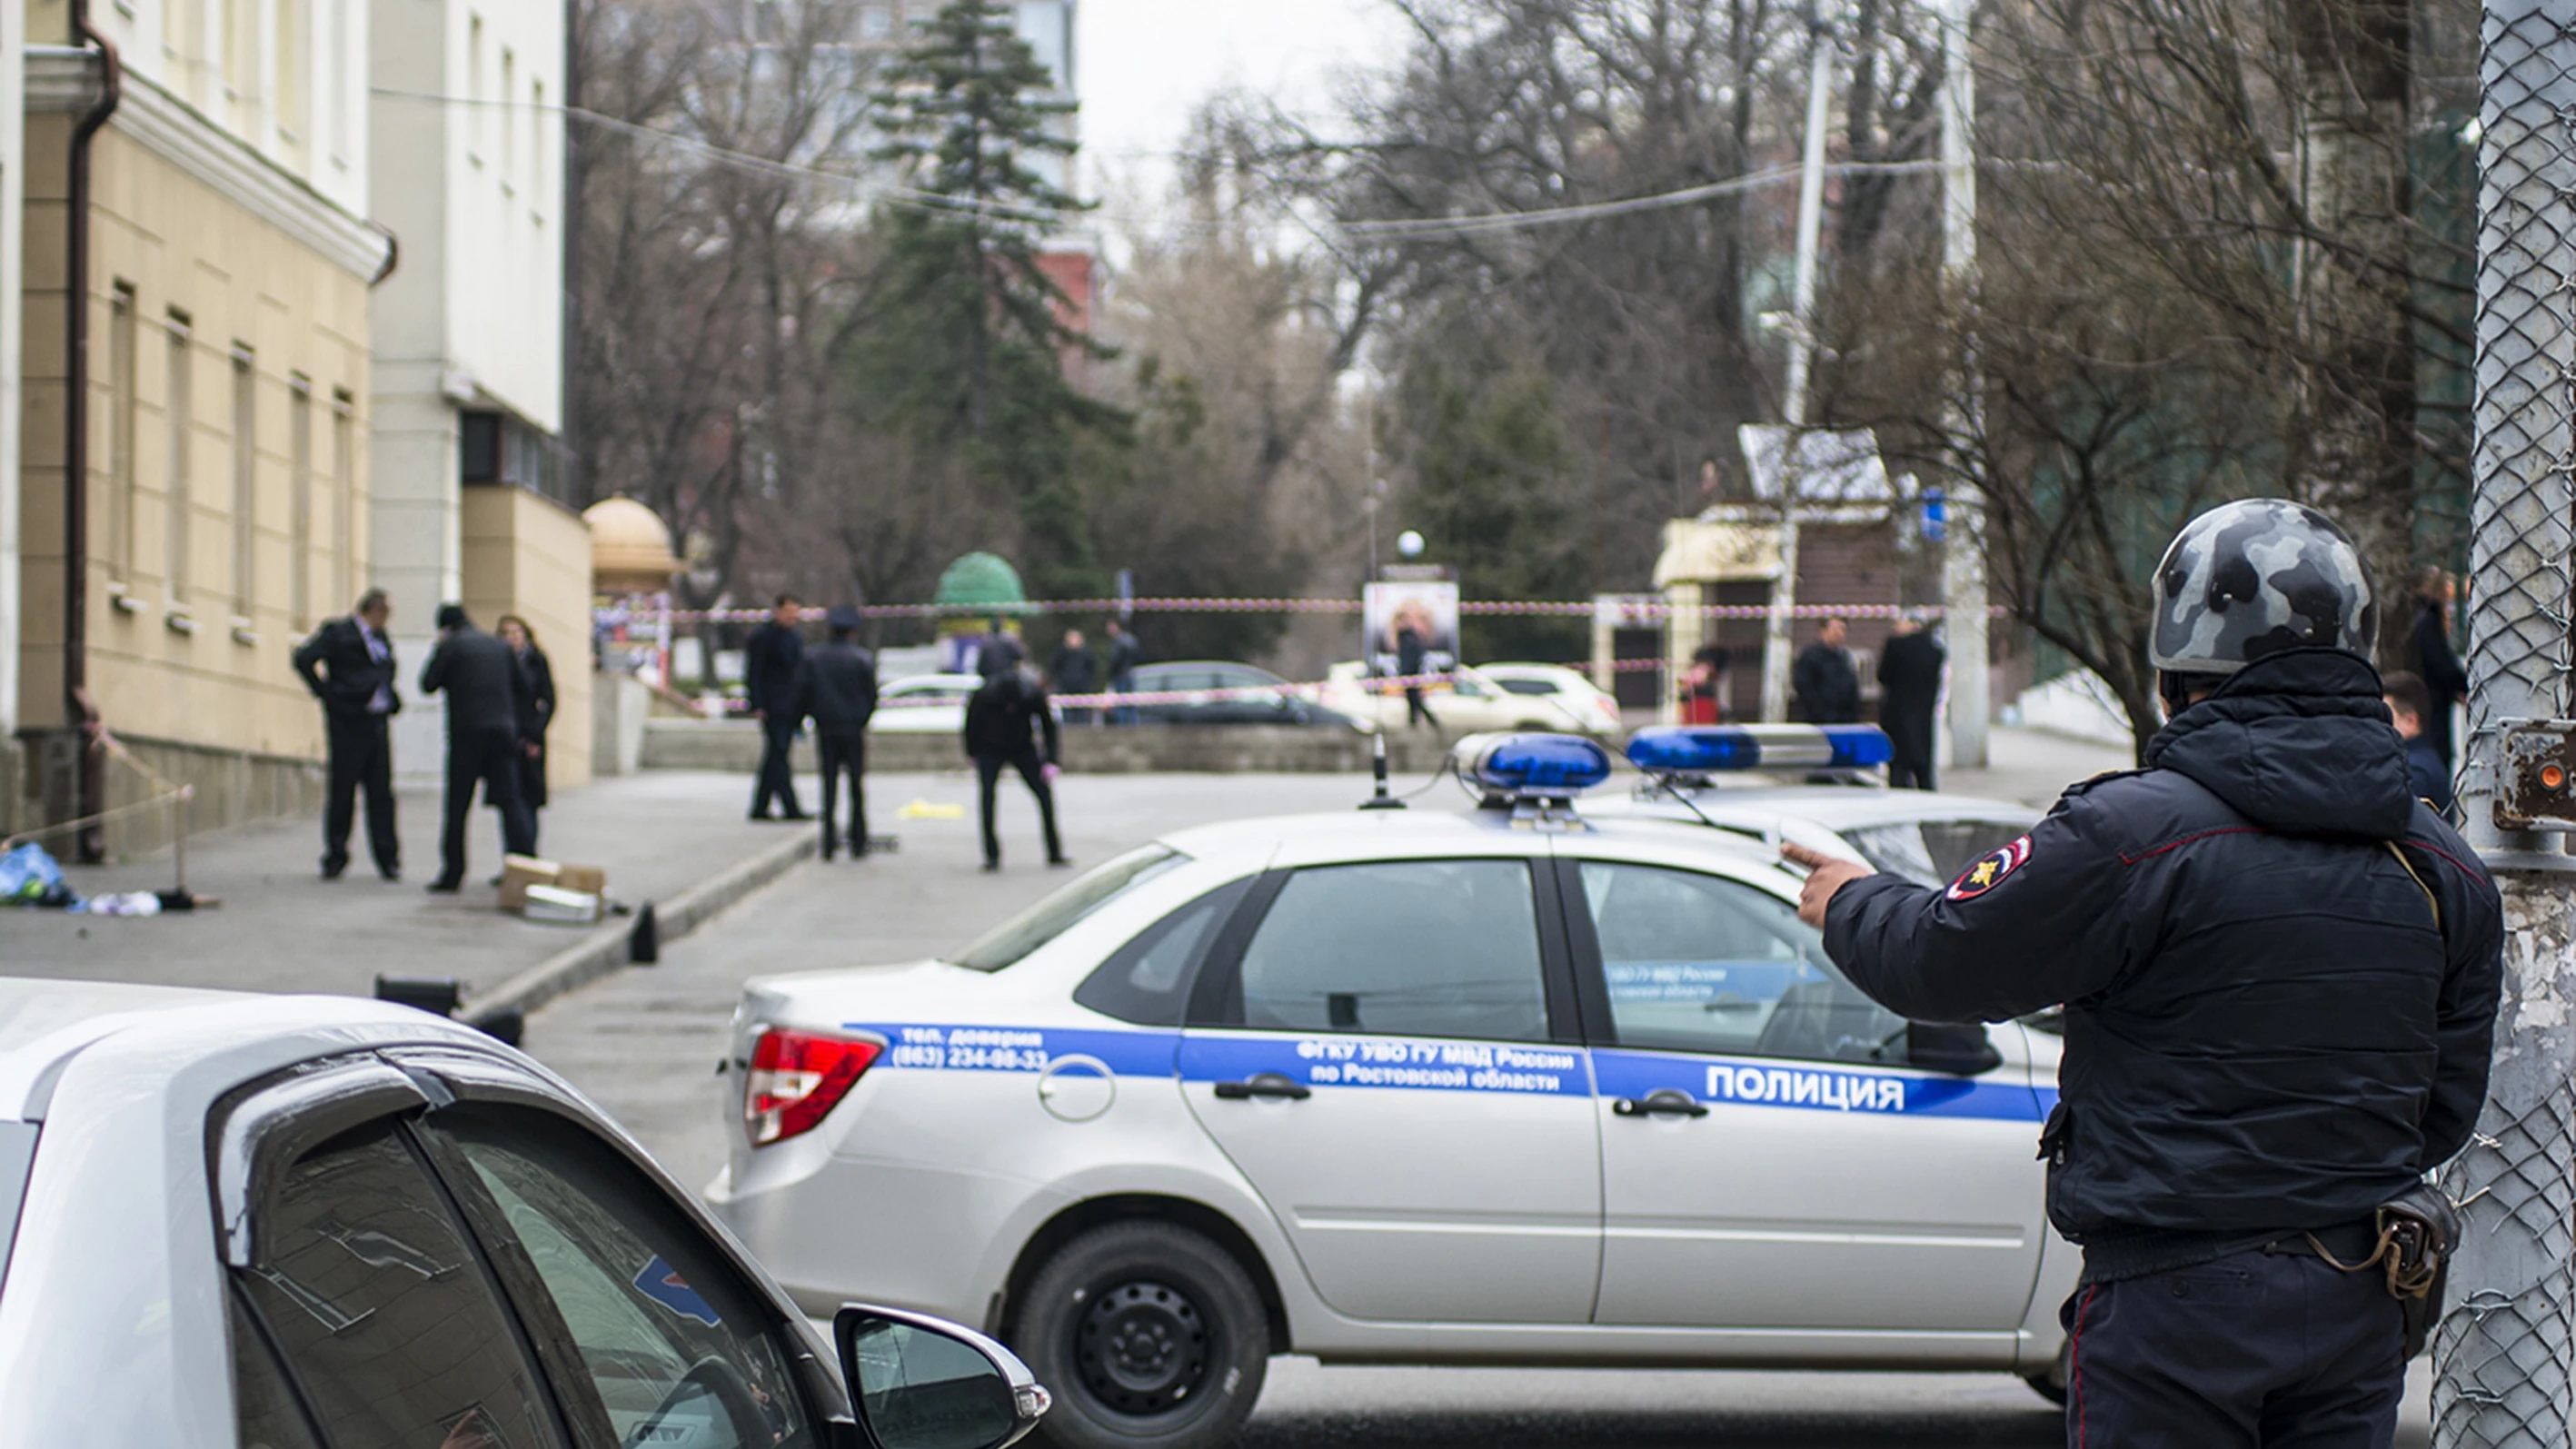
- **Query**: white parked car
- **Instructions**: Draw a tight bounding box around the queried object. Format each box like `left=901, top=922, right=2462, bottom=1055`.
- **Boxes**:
left=1474, top=660, right=1627, bottom=736
left=1313, top=660, right=1617, bottom=736
left=870, top=673, right=987, bottom=735
left=0, top=978, right=1047, bottom=1449
left=711, top=733, right=2075, bottom=1449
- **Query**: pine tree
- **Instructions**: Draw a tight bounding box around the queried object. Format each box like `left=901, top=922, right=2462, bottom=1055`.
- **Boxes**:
left=853, top=0, right=1124, bottom=597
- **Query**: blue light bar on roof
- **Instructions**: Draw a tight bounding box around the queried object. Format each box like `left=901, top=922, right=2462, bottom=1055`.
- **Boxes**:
left=1457, top=732, right=1615, bottom=799
left=1626, top=724, right=1894, bottom=774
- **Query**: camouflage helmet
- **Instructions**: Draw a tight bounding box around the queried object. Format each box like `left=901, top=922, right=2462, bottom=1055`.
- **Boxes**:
left=2149, top=499, right=2376, bottom=675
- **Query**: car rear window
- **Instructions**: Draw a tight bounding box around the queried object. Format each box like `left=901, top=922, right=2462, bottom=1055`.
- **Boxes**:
left=1497, top=679, right=1556, bottom=696
left=0, top=1121, right=34, bottom=1300
left=950, top=845, right=1189, bottom=971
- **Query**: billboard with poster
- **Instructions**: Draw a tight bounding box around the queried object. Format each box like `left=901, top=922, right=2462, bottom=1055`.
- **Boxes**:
left=1364, top=581, right=1461, bottom=677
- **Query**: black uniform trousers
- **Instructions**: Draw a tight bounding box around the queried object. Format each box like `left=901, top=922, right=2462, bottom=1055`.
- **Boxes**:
left=751, top=716, right=803, bottom=819
left=975, top=750, right=1062, bottom=866
left=441, top=727, right=535, bottom=886
left=2063, top=1249, right=2404, bottom=1448
left=323, top=711, right=400, bottom=875
left=817, top=732, right=869, bottom=858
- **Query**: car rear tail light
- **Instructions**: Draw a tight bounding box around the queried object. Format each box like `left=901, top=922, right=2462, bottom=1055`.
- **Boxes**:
left=745, top=1027, right=881, bottom=1146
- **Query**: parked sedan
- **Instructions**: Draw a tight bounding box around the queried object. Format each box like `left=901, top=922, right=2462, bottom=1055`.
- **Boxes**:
left=1475, top=661, right=1628, bottom=736
left=0, top=978, right=1048, bottom=1449
left=1121, top=661, right=1366, bottom=728
left=1316, top=660, right=1616, bottom=736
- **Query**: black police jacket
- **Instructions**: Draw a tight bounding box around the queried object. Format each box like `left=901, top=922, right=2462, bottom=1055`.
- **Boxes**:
left=1823, top=649, right=2502, bottom=1280
left=794, top=641, right=880, bottom=736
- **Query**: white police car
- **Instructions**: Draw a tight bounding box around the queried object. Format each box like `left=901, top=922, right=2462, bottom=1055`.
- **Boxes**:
left=710, top=734, right=2077, bottom=1449
left=0, top=977, right=1045, bottom=1449
left=1595, top=724, right=2044, bottom=890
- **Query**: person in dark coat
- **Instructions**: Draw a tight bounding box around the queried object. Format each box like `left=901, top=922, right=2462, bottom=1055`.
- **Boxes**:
left=794, top=606, right=880, bottom=860
left=1050, top=629, right=1100, bottom=725
left=2382, top=670, right=2455, bottom=817
left=964, top=649, right=1067, bottom=871
left=494, top=614, right=555, bottom=850
left=418, top=603, right=534, bottom=892
left=1392, top=600, right=1436, bottom=729
left=1105, top=619, right=1142, bottom=726
left=1876, top=611, right=1945, bottom=790
left=2411, top=567, right=2468, bottom=769
left=1792, top=616, right=1864, bottom=724
left=744, top=594, right=807, bottom=820
left=1785, top=501, right=2501, bottom=1444
left=292, top=587, right=402, bottom=880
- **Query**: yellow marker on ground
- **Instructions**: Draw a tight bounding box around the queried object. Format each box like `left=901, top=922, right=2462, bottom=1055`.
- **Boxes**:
left=898, top=799, right=966, bottom=820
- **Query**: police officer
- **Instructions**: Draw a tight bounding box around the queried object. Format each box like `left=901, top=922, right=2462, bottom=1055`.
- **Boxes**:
left=1783, top=500, right=2502, bottom=1445
left=793, top=606, right=880, bottom=860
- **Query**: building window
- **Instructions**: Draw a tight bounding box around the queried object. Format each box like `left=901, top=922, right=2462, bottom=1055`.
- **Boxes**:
left=223, top=0, right=253, bottom=101
left=532, top=78, right=549, bottom=213
left=232, top=347, right=256, bottom=620
left=291, top=378, right=313, bottom=626
left=109, top=283, right=138, bottom=583
left=501, top=47, right=518, bottom=186
left=468, top=14, right=486, bottom=165
left=333, top=392, right=356, bottom=609
left=277, top=0, right=308, bottom=142
left=330, top=0, right=351, bottom=161
left=165, top=313, right=194, bottom=601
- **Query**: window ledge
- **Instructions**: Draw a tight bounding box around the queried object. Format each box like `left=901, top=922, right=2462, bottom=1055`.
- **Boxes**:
left=109, top=586, right=146, bottom=615
left=231, top=618, right=261, bottom=648
left=165, top=610, right=198, bottom=637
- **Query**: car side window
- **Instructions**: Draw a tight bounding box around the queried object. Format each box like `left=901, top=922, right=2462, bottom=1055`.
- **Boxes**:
left=1920, top=820, right=2032, bottom=882
left=1230, top=859, right=1550, bottom=1042
left=424, top=1107, right=823, bottom=1449
left=234, top=1119, right=571, bottom=1449
left=1580, top=860, right=1905, bottom=1065
left=230, top=1289, right=325, bottom=1449
left=1074, top=878, right=1254, bottom=1025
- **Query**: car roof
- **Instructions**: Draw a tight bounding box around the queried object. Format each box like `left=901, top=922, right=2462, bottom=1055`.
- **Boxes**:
left=1595, top=782, right=2040, bottom=830
left=1149, top=796, right=1794, bottom=872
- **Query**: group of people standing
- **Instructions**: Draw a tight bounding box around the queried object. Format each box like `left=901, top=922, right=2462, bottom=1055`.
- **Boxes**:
left=293, top=592, right=558, bottom=891
left=1782, top=612, right=1945, bottom=789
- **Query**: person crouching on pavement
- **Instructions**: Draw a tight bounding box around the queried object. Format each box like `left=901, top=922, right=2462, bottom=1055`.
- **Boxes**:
left=795, top=606, right=880, bottom=860
left=1784, top=499, right=2502, bottom=1447
left=964, top=639, right=1068, bottom=872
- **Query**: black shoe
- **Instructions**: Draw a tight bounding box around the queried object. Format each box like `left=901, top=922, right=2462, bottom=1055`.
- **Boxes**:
left=425, top=878, right=462, bottom=894
left=781, top=810, right=811, bottom=821
left=1048, top=856, right=1075, bottom=868
left=850, top=840, right=870, bottom=859
left=821, top=847, right=837, bottom=862
left=487, top=872, right=505, bottom=887
left=980, top=860, right=1001, bottom=873
left=321, top=858, right=348, bottom=880
left=379, top=868, right=402, bottom=883
left=749, top=811, right=775, bottom=822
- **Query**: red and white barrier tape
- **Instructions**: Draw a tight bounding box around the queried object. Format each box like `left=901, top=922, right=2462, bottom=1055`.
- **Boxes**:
left=599, top=599, right=2004, bottom=627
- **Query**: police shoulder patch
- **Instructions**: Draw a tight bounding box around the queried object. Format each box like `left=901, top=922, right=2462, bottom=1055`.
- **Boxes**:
left=1946, top=835, right=2034, bottom=901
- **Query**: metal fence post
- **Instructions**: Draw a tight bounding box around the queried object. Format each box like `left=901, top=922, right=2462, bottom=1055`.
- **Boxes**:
left=2434, top=5, right=2576, bottom=1443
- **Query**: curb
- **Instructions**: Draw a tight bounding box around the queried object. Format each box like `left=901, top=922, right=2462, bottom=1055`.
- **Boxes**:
left=465, top=830, right=818, bottom=1027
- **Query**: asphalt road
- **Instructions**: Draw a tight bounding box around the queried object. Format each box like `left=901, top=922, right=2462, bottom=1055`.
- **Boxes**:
left=522, top=768, right=2433, bottom=1447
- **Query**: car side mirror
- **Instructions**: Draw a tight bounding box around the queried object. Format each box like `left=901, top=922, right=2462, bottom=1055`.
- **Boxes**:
left=1905, top=1020, right=2003, bottom=1077
left=835, top=1305, right=1049, bottom=1449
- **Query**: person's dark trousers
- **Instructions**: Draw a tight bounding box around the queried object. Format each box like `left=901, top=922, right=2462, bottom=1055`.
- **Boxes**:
left=751, top=715, right=803, bottom=819
left=817, top=732, right=869, bottom=858
left=2062, top=1249, right=2405, bottom=1448
left=975, top=750, right=1063, bottom=866
left=1886, top=713, right=1936, bottom=791
left=323, top=712, right=400, bottom=877
left=439, top=727, right=534, bottom=887
left=1405, top=687, right=1433, bottom=729
left=1109, top=672, right=1137, bottom=727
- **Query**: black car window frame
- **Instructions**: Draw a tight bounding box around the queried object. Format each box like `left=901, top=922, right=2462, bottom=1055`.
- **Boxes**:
left=1073, top=876, right=1260, bottom=1026
left=1188, top=859, right=1584, bottom=1045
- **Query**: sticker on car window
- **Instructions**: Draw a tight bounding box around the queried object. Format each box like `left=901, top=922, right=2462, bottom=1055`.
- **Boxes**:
left=632, top=1255, right=722, bottom=1327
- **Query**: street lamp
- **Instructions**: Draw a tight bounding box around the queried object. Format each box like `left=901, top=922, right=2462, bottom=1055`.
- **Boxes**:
left=1396, top=530, right=1426, bottom=561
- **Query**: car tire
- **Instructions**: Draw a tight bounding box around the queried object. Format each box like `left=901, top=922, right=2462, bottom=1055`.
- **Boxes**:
left=1015, top=1220, right=1270, bottom=1449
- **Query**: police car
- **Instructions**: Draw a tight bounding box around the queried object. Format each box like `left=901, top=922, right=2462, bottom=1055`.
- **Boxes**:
left=710, top=733, right=2077, bottom=1449
left=0, top=978, right=1045, bottom=1449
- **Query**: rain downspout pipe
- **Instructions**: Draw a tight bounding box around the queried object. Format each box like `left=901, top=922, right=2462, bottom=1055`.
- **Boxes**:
left=65, top=1, right=123, bottom=862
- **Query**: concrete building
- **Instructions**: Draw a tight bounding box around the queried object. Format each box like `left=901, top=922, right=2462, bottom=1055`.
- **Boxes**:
left=21, top=0, right=388, bottom=853
left=369, top=0, right=588, bottom=789
left=0, top=6, right=25, bottom=831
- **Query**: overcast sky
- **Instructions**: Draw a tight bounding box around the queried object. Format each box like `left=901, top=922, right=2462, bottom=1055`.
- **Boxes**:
left=1074, top=0, right=1409, bottom=229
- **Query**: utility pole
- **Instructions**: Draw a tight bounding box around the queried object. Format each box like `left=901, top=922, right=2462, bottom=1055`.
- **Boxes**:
left=2432, top=3, right=2576, bottom=1442
left=1936, top=0, right=1988, bottom=768
left=1760, top=7, right=1835, bottom=724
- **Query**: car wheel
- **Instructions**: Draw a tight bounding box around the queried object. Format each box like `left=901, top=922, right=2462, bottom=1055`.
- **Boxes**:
left=1015, top=1220, right=1269, bottom=1449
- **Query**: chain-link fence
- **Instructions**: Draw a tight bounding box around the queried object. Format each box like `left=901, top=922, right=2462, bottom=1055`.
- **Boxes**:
left=2432, top=4, right=2576, bottom=1443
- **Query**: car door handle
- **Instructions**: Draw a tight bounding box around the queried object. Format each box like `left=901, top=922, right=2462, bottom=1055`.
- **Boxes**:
left=1613, top=1089, right=1709, bottom=1119
left=1213, top=1074, right=1312, bottom=1102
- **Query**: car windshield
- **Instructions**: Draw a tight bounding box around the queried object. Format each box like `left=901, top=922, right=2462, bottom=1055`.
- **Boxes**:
left=950, top=845, right=1189, bottom=970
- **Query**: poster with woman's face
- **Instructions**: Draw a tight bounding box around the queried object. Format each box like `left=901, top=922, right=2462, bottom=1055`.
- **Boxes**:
left=1364, top=581, right=1462, bottom=676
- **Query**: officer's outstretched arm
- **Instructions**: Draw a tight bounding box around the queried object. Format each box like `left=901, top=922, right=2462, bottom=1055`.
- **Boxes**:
left=1821, top=792, right=2141, bottom=1023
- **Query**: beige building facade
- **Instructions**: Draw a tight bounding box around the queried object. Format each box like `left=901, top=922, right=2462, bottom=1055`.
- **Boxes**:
left=21, top=0, right=387, bottom=853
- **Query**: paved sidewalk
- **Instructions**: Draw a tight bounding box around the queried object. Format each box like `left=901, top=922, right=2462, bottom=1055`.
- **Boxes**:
left=0, top=771, right=872, bottom=999
left=1944, top=726, right=2134, bottom=809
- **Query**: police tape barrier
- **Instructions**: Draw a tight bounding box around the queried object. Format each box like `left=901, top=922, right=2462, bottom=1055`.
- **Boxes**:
left=597, top=598, right=2014, bottom=628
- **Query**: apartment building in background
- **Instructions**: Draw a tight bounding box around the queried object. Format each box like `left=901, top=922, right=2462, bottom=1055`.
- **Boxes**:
left=21, top=0, right=388, bottom=852
left=370, top=0, right=587, bottom=789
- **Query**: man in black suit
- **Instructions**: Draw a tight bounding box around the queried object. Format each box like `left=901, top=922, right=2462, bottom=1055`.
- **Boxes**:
left=1876, top=610, right=1946, bottom=790
left=745, top=594, right=807, bottom=820
left=1793, top=615, right=1864, bottom=724
left=964, top=645, right=1068, bottom=871
left=794, top=606, right=881, bottom=860
left=418, top=603, right=534, bottom=892
left=292, top=588, right=403, bottom=880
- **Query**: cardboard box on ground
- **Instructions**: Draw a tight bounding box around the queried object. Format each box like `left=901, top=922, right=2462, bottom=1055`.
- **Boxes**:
left=500, top=854, right=608, bottom=923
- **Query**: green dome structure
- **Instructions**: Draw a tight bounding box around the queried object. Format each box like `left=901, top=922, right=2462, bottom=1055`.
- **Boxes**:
left=935, top=552, right=1029, bottom=614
